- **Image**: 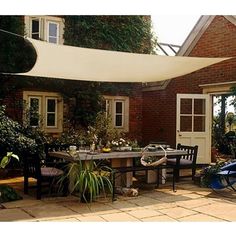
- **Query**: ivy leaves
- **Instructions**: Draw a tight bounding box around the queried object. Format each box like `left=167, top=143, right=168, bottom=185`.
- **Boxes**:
left=64, top=16, right=157, bottom=54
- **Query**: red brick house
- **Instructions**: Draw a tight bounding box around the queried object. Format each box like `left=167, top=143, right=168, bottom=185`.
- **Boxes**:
left=2, top=15, right=236, bottom=164
left=142, top=15, right=236, bottom=163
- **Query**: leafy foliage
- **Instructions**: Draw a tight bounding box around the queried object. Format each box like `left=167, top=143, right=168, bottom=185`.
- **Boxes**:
left=58, top=160, right=113, bottom=203
left=201, top=161, right=227, bottom=187
left=0, top=152, right=19, bottom=169
left=0, top=185, right=22, bottom=203
left=86, top=111, right=121, bottom=146
left=64, top=15, right=157, bottom=54
left=0, top=105, right=45, bottom=158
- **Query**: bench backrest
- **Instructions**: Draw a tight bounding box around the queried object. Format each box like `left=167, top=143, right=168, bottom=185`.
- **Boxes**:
left=177, top=143, right=198, bottom=164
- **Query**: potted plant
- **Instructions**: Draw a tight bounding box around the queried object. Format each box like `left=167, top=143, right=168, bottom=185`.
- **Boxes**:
left=58, top=159, right=113, bottom=203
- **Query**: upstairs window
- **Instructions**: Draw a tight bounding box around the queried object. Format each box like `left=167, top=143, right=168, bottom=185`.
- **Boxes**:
left=31, top=19, right=40, bottom=39
left=48, top=22, right=59, bottom=44
left=26, top=16, right=64, bottom=44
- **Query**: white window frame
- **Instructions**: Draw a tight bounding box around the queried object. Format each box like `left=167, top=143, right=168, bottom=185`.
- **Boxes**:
left=25, top=16, right=64, bottom=44
left=45, top=97, right=58, bottom=128
left=47, top=21, right=59, bottom=44
left=28, top=96, right=42, bottom=127
left=103, top=95, right=129, bottom=132
left=30, top=18, right=41, bottom=40
left=23, top=91, right=63, bottom=133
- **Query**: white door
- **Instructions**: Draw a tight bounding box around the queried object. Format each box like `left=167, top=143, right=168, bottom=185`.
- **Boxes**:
left=176, top=94, right=211, bottom=164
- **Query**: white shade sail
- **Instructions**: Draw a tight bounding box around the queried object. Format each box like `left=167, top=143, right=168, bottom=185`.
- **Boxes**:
left=17, top=38, right=230, bottom=83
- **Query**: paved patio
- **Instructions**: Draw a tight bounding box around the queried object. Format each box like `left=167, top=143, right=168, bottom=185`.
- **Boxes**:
left=1, top=176, right=236, bottom=222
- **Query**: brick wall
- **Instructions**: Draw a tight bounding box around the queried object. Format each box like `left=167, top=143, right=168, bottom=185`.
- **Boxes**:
left=3, top=90, right=23, bottom=123
left=128, top=83, right=143, bottom=142
left=103, top=83, right=143, bottom=142
left=142, top=16, right=236, bottom=147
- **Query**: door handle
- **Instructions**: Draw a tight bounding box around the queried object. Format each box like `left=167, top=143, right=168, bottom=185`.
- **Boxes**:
left=177, top=130, right=182, bottom=137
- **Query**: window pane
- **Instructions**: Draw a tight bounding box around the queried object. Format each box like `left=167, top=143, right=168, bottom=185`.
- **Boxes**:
left=29, top=98, right=40, bottom=126
left=180, top=116, right=192, bottom=132
left=47, top=99, right=56, bottom=112
left=49, top=37, right=57, bottom=43
left=49, top=23, right=57, bottom=37
left=194, top=99, right=206, bottom=115
left=47, top=114, right=56, bottom=126
left=116, top=102, right=122, bottom=113
left=194, top=116, right=205, bottom=132
left=32, top=20, right=39, bottom=33
left=115, top=115, right=122, bottom=127
left=180, top=98, right=192, bottom=114
left=30, top=98, right=39, bottom=110
left=30, top=116, right=39, bottom=126
left=32, top=33, right=39, bottom=39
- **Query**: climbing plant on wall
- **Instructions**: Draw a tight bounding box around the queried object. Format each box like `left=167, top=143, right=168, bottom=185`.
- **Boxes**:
left=62, top=15, right=157, bottom=127
left=64, top=15, right=157, bottom=54
left=0, top=15, right=156, bottom=128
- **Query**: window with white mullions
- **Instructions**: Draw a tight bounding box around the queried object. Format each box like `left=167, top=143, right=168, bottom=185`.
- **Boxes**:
left=31, top=19, right=40, bottom=39
left=29, top=96, right=41, bottom=127
left=48, top=21, right=59, bottom=44
left=115, top=101, right=124, bottom=127
left=179, top=98, right=206, bottom=132
left=46, top=98, right=57, bottom=127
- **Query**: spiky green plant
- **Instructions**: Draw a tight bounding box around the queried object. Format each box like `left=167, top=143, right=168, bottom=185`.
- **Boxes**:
left=58, top=159, right=113, bottom=203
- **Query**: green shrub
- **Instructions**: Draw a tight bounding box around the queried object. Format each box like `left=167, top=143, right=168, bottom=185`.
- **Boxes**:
left=0, top=105, right=45, bottom=157
left=0, top=185, right=22, bottom=203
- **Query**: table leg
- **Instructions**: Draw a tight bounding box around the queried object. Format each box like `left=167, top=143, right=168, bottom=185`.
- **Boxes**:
left=147, top=168, right=166, bottom=184
left=111, top=158, right=133, bottom=188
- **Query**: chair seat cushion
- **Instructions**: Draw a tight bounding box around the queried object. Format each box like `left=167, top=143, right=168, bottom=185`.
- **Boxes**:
left=167, top=158, right=193, bottom=165
left=41, top=167, right=63, bottom=177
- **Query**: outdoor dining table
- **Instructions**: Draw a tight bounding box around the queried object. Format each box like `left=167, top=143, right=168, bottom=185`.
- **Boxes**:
left=48, top=149, right=187, bottom=187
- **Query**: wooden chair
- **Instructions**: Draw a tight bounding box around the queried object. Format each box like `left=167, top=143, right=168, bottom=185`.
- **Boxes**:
left=23, top=152, right=66, bottom=199
left=167, top=143, right=198, bottom=181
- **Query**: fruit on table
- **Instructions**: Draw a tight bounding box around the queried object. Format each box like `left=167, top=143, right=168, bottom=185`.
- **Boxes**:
left=102, top=147, right=111, bottom=153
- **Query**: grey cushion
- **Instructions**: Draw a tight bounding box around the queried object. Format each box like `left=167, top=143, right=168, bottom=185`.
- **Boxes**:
left=167, top=158, right=193, bottom=165
left=41, top=167, right=63, bottom=177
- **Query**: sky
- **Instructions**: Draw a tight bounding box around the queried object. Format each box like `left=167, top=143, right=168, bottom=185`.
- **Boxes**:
left=151, top=15, right=201, bottom=45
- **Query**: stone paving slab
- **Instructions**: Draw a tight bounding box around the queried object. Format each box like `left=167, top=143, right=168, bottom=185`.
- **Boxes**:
left=0, top=208, right=34, bottom=222
left=76, top=215, right=107, bottom=222
left=194, top=202, right=236, bottom=221
left=101, top=212, right=141, bottom=222
left=127, top=208, right=163, bottom=219
left=106, top=200, right=142, bottom=212
left=178, top=213, right=226, bottom=222
left=2, top=199, right=43, bottom=209
left=158, top=206, right=197, bottom=219
left=141, top=215, right=177, bottom=222
left=63, top=202, right=120, bottom=216
left=2, top=177, right=236, bottom=222
left=22, top=203, right=79, bottom=220
left=176, top=198, right=215, bottom=209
